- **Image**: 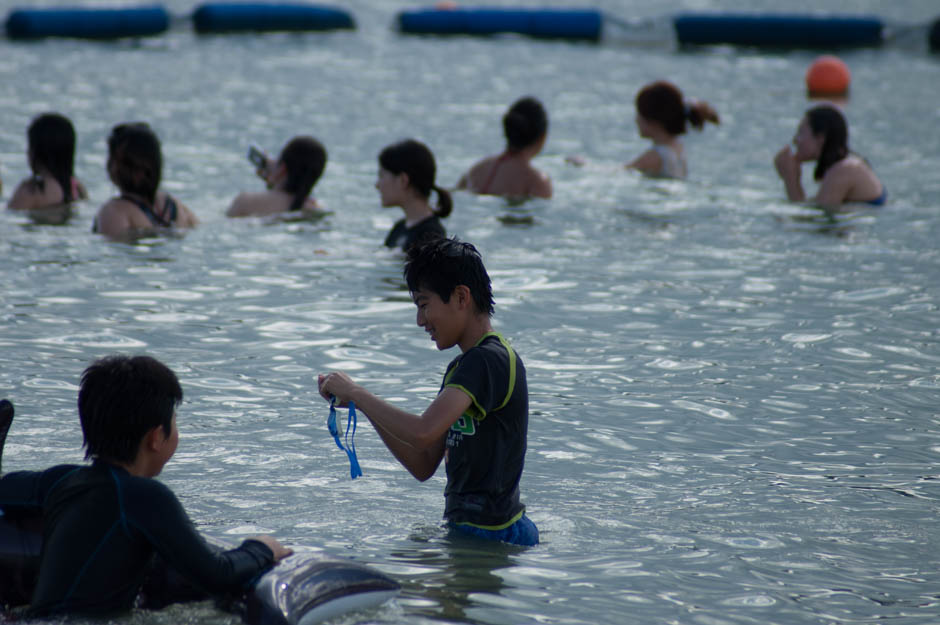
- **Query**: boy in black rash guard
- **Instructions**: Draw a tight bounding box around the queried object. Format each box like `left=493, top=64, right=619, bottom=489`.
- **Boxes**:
left=319, top=237, right=538, bottom=546
left=0, top=355, right=292, bottom=616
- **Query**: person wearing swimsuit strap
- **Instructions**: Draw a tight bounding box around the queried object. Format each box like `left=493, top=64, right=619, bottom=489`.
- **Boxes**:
left=8, top=113, right=87, bottom=211
left=456, top=97, right=552, bottom=199
left=93, top=123, right=198, bottom=239
left=627, top=81, right=719, bottom=180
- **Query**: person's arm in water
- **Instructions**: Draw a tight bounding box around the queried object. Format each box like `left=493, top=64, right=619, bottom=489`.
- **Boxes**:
left=773, top=145, right=807, bottom=202
left=318, top=372, right=471, bottom=481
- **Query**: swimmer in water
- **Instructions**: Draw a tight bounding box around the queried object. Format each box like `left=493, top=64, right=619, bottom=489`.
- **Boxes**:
left=626, top=81, right=719, bottom=180
left=8, top=113, right=88, bottom=211
left=456, top=96, right=552, bottom=199
left=377, top=139, right=451, bottom=252
left=93, top=122, right=199, bottom=240
left=774, top=103, right=885, bottom=211
left=227, top=136, right=327, bottom=218
left=0, top=355, right=291, bottom=617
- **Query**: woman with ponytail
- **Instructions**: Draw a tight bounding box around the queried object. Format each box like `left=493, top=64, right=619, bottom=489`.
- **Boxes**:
left=377, top=139, right=451, bottom=252
left=774, top=104, right=884, bottom=210
left=627, top=81, right=719, bottom=179
left=457, top=96, right=552, bottom=199
left=8, top=113, right=87, bottom=210
left=227, top=136, right=327, bottom=218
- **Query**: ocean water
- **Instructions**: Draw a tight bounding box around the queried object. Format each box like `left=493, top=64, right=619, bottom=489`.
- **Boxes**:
left=1, top=1, right=940, bottom=624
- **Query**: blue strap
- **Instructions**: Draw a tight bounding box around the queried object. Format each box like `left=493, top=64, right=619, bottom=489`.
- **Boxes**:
left=328, top=396, right=363, bottom=479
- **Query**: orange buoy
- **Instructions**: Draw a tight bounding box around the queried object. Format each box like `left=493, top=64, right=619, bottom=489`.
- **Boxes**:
left=805, top=55, right=851, bottom=98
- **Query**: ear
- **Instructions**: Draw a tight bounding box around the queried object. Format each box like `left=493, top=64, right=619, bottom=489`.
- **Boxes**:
left=144, top=425, right=165, bottom=452
left=398, top=172, right=410, bottom=190
left=453, top=285, right=472, bottom=310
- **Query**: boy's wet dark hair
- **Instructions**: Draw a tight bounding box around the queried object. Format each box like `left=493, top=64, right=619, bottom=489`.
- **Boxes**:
left=28, top=112, right=78, bottom=202
left=635, top=81, right=719, bottom=136
left=404, top=237, right=494, bottom=317
left=279, top=135, right=327, bottom=212
left=78, top=355, right=182, bottom=464
left=107, top=122, right=162, bottom=205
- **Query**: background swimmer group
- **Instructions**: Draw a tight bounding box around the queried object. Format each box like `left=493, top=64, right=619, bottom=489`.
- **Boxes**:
left=3, top=86, right=885, bottom=241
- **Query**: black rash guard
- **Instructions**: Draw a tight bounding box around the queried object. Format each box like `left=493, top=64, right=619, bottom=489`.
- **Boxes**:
left=383, top=215, right=446, bottom=252
left=0, top=460, right=274, bottom=616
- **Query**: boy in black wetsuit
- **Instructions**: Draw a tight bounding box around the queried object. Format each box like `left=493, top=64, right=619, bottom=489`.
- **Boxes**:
left=319, top=237, right=538, bottom=546
left=0, top=355, right=291, bottom=616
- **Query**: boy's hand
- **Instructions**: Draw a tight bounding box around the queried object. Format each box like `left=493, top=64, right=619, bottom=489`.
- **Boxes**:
left=251, top=535, right=293, bottom=563
left=318, top=372, right=358, bottom=406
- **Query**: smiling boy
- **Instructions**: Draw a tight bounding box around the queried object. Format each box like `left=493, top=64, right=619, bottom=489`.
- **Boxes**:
left=0, top=355, right=291, bottom=616
left=318, top=237, right=537, bottom=546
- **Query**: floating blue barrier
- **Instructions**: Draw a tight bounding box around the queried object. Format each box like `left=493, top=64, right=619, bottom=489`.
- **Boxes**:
left=398, top=7, right=603, bottom=41
left=192, top=2, right=354, bottom=33
left=5, top=6, right=170, bottom=40
left=674, top=13, right=884, bottom=48
left=930, top=17, right=940, bottom=52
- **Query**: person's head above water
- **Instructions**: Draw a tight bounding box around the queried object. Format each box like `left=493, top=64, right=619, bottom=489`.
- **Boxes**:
left=503, top=96, right=548, bottom=154
left=378, top=139, right=452, bottom=218
left=107, top=122, right=162, bottom=205
left=78, top=354, right=181, bottom=466
left=796, top=104, right=849, bottom=181
left=277, top=135, right=327, bottom=211
left=635, top=81, right=719, bottom=136
left=404, top=236, right=494, bottom=317
left=27, top=112, right=78, bottom=195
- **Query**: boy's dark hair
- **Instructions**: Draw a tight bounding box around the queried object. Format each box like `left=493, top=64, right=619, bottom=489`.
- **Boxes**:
left=78, top=355, right=182, bottom=464
left=404, top=237, right=494, bottom=317
left=28, top=112, right=78, bottom=202
left=107, top=122, right=162, bottom=205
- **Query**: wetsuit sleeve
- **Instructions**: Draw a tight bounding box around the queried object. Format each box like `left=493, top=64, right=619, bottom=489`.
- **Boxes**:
left=126, top=479, right=274, bottom=595
left=444, top=345, right=510, bottom=422
left=0, top=466, right=80, bottom=512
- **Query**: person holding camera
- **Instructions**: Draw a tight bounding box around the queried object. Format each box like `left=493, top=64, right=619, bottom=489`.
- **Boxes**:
left=227, top=136, right=327, bottom=218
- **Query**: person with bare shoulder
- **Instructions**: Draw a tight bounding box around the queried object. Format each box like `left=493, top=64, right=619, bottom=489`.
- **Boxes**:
left=226, top=136, right=327, bottom=218
left=456, top=96, right=552, bottom=199
left=774, top=104, right=885, bottom=212
left=93, top=123, right=198, bottom=240
left=626, top=81, right=719, bottom=179
left=8, top=113, right=88, bottom=211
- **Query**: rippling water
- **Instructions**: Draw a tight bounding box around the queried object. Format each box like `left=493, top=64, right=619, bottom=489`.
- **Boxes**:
left=2, top=0, right=940, bottom=623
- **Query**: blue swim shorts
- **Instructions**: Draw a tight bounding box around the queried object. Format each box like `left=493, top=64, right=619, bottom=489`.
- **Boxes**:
left=449, top=514, right=539, bottom=546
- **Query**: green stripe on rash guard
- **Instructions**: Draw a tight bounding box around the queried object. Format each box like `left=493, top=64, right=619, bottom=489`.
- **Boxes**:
left=457, top=509, right=525, bottom=531
left=444, top=332, right=517, bottom=422
left=447, top=384, right=486, bottom=422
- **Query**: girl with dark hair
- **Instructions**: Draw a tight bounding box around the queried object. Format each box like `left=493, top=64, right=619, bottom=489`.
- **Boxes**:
left=377, top=139, right=451, bottom=252
left=94, top=122, right=198, bottom=239
left=774, top=104, right=884, bottom=210
left=456, top=96, right=552, bottom=199
left=627, top=81, right=719, bottom=179
left=8, top=112, right=88, bottom=210
left=227, top=136, right=327, bottom=218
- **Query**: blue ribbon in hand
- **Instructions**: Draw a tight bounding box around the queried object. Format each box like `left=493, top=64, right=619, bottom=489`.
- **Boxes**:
left=328, top=396, right=363, bottom=479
